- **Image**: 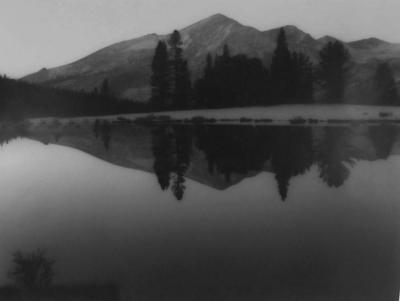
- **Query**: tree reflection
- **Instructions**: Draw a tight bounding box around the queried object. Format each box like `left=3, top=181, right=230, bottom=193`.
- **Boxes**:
left=314, top=127, right=357, bottom=187
left=171, top=126, right=192, bottom=200
left=195, top=126, right=272, bottom=182
left=151, top=126, right=175, bottom=190
left=0, top=123, right=29, bottom=146
left=270, top=127, right=313, bottom=200
left=369, top=125, right=398, bottom=159
left=151, top=125, right=192, bottom=201
left=150, top=124, right=399, bottom=201
left=93, top=120, right=112, bottom=150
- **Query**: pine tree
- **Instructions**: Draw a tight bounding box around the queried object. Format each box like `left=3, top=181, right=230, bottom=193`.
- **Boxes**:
left=291, top=52, right=314, bottom=103
left=100, top=78, right=110, bottom=96
left=150, top=41, right=170, bottom=109
left=177, top=60, right=192, bottom=108
left=217, top=44, right=233, bottom=107
left=317, top=41, right=350, bottom=103
left=168, top=30, right=191, bottom=109
left=372, top=62, right=399, bottom=105
left=195, top=54, right=216, bottom=108
left=270, top=28, right=293, bottom=102
left=222, top=44, right=230, bottom=61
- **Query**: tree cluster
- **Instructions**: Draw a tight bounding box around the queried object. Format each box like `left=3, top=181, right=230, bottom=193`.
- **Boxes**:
left=195, top=46, right=269, bottom=108
left=151, top=30, right=192, bottom=110
left=0, top=76, right=149, bottom=120
left=270, top=29, right=314, bottom=103
left=316, top=41, right=350, bottom=103
left=151, top=27, right=399, bottom=109
left=149, top=123, right=398, bottom=201
left=192, top=29, right=315, bottom=107
left=371, top=62, right=399, bottom=105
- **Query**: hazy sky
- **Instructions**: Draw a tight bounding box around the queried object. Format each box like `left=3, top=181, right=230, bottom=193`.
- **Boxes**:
left=1, top=0, right=399, bottom=78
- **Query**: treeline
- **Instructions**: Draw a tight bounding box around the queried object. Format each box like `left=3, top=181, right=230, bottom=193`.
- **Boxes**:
left=151, top=28, right=399, bottom=110
left=0, top=76, right=149, bottom=120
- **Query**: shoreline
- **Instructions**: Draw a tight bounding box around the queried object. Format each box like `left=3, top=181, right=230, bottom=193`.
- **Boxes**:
left=26, top=104, right=400, bottom=126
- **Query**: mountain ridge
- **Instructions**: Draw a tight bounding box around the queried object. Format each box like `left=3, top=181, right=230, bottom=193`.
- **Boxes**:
left=22, top=13, right=400, bottom=103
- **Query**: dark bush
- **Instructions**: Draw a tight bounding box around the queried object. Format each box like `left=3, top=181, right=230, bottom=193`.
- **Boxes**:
left=8, top=249, right=55, bottom=290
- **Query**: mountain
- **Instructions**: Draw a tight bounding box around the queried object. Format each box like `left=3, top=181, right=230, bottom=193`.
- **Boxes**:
left=22, top=13, right=400, bottom=103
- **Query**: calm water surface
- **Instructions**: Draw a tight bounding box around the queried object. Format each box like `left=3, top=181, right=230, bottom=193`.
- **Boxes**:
left=0, top=122, right=399, bottom=300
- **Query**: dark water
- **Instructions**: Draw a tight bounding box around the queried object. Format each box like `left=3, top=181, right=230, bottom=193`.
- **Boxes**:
left=0, top=122, right=399, bottom=300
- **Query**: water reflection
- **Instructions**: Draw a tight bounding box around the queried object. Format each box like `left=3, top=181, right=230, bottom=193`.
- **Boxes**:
left=93, top=120, right=112, bottom=150
left=315, top=127, right=357, bottom=188
left=7, top=122, right=400, bottom=201
left=369, top=125, right=398, bottom=159
left=151, top=126, right=192, bottom=200
left=148, top=124, right=399, bottom=201
left=0, top=122, right=399, bottom=300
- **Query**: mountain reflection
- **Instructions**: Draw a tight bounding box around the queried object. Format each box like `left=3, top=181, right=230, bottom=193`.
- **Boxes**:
left=4, top=122, right=400, bottom=201
left=149, top=124, right=399, bottom=201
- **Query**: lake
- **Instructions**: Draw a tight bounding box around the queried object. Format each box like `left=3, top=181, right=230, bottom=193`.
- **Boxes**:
left=0, top=121, right=399, bottom=300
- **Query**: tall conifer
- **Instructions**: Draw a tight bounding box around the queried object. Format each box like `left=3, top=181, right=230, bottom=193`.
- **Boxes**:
left=150, top=41, right=169, bottom=109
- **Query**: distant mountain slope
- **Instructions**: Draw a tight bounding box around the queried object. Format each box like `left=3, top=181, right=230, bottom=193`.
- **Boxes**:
left=22, top=13, right=400, bottom=103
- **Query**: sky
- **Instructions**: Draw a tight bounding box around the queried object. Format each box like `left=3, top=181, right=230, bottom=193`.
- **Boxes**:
left=1, top=0, right=399, bottom=78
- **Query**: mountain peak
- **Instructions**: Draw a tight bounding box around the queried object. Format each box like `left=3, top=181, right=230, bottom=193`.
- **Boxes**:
left=263, top=24, right=314, bottom=45
left=282, top=25, right=302, bottom=32
left=317, top=35, right=340, bottom=44
left=264, top=25, right=311, bottom=40
left=183, top=13, right=239, bottom=33
left=349, top=37, right=390, bottom=49
left=206, top=13, right=235, bottom=22
left=266, top=25, right=305, bottom=34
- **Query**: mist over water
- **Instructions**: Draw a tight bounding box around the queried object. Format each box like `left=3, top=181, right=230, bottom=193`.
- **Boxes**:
left=0, top=123, right=399, bottom=300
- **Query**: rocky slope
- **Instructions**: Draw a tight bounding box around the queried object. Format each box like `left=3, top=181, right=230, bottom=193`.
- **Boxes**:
left=22, top=14, right=400, bottom=103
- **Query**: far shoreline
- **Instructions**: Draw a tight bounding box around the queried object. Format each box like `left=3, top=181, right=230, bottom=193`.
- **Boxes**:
left=27, top=104, right=400, bottom=126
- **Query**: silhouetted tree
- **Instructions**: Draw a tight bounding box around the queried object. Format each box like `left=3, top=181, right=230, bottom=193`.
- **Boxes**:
left=168, top=30, right=192, bottom=109
left=291, top=52, right=314, bottom=102
left=151, top=41, right=170, bottom=109
left=100, top=78, right=111, bottom=96
left=222, top=44, right=230, bottom=59
left=269, top=29, right=314, bottom=104
left=317, top=41, right=350, bottom=103
left=372, top=62, right=399, bottom=105
left=194, top=53, right=215, bottom=107
left=8, top=249, right=54, bottom=290
left=270, top=28, right=293, bottom=102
